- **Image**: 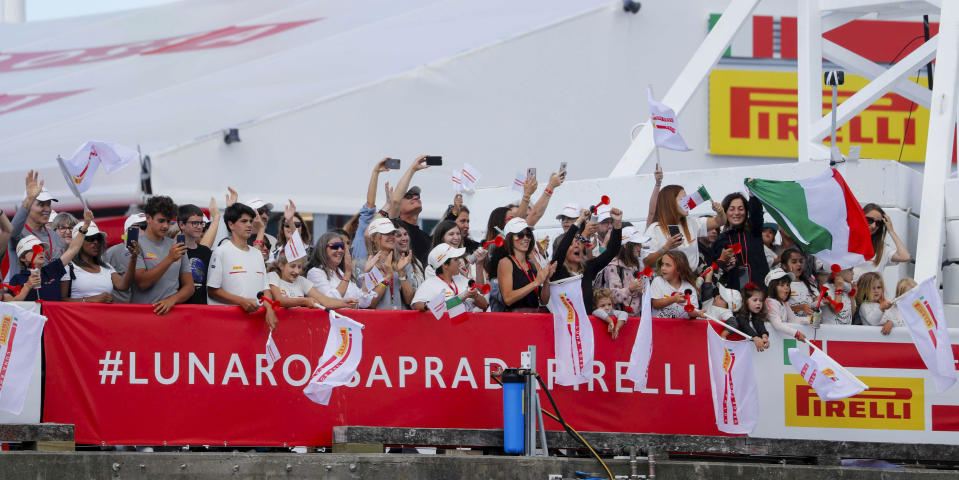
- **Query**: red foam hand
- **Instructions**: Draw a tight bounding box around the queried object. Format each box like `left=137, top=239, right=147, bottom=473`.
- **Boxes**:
left=484, top=236, right=504, bottom=248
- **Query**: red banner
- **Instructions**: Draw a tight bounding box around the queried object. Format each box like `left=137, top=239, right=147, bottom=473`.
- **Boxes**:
left=42, top=303, right=721, bottom=446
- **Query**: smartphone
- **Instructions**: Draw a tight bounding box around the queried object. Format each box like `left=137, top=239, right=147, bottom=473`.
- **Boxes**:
left=526, top=167, right=537, bottom=181
left=425, top=156, right=443, bottom=166
left=559, top=161, right=568, bottom=177
left=176, top=234, right=186, bottom=245
left=667, top=224, right=681, bottom=238
left=126, top=227, right=139, bottom=248
left=385, top=158, right=401, bottom=169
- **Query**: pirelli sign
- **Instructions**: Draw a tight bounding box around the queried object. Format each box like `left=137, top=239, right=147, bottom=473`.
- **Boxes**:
left=784, top=375, right=924, bottom=430
left=709, top=70, right=933, bottom=162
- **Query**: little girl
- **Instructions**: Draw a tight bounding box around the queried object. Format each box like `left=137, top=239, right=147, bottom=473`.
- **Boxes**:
left=882, top=278, right=917, bottom=327
left=780, top=246, right=817, bottom=324
left=724, top=282, right=769, bottom=352
left=592, top=288, right=629, bottom=339
left=268, top=254, right=358, bottom=310
left=649, top=250, right=704, bottom=319
left=764, top=267, right=807, bottom=342
left=855, top=272, right=896, bottom=335
left=818, top=267, right=854, bottom=325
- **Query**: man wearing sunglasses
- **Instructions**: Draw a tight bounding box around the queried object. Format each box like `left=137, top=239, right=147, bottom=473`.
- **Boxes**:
left=132, top=196, right=194, bottom=315
left=389, top=155, right=433, bottom=266
left=247, top=199, right=276, bottom=249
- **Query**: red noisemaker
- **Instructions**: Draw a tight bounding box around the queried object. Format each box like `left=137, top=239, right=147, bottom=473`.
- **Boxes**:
left=698, top=262, right=719, bottom=278
left=635, top=267, right=654, bottom=279
left=729, top=243, right=742, bottom=255
left=30, top=244, right=43, bottom=268
left=589, top=195, right=611, bottom=214
left=815, top=285, right=843, bottom=311
left=624, top=306, right=634, bottom=313
left=829, top=264, right=841, bottom=281
left=255, top=292, right=280, bottom=310
left=468, top=280, right=491, bottom=295
left=683, top=289, right=694, bottom=313
left=484, top=236, right=504, bottom=248
left=0, top=283, right=21, bottom=296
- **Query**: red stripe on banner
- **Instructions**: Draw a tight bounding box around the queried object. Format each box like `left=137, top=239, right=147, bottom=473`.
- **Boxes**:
left=932, top=405, right=959, bottom=431
left=825, top=340, right=959, bottom=369
left=780, top=17, right=797, bottom=59
left=831, top=169, right=875, bottom=260
left=752, top=16, right=774, bottom=58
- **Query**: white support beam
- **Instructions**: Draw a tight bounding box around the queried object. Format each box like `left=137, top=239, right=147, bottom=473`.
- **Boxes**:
left=798, top=0, right=829, bottom=162
left=915, top=1, right=959, bottom=281
left=822, top=12, right=865, bottom=32
left=821, top=0, right=929, bottom=12
left=822, top=39, right=932, bottom=108
left=810, top=37, right=938, bottom=140
left=607, top=0, right=761, bottom=177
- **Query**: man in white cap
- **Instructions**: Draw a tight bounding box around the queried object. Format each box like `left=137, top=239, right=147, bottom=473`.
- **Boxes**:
left=6, top=170, right=63, bottom=281
left=389, top=156, right=433, bottom=266
left=589, top=204, right=613, bottom=257
left=102, top=212, right=147, bottom=303
left=410, top=243, right=488, bottom=312
left=555, top=203, right=581, bottom=233
left=246, top=198, right=276, bottom=248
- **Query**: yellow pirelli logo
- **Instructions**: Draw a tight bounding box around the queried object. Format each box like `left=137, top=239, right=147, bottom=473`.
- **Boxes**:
left=784, top=375, right=923, bottom=430
left=0, top=315, right=11, bottom=346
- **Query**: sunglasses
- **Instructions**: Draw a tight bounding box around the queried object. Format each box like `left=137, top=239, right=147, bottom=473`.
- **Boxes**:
left=514, top=230, right=534, bottom=240
left=257, top=208, right=271, bottom=216
left=575, top=235, right=588, bottom=243
left=83, top=235, right=101, bottom=243
left=866, top=217, right=881, bottom=225
left=404, top=193, right=420, bottom=200
left=327, top=242, right=346, bottom=251
left=285, top=221, right=303, bottom=229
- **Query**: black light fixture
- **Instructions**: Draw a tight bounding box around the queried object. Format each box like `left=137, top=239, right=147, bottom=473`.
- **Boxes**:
left=223, top=128, right=241, bottom=145
left=623, top=0, right=640, bottom=14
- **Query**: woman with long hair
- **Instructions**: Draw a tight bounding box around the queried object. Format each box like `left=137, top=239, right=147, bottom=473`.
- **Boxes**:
left=648, top=250, right=705, bottom=319
left=495, top=217, right=555, bottom=312
left=551, top=207, right=623, bottom=312
left=594, top=226, right=648, bottom=314
left=431, top=220, right=487, bottom=284
left=853, top=203, right=910, bottom=283
left=779, top=246, right=818, bottom=322
left=643, top=185, right=725, bottom=272
left=394, top=223, right=425, bottom=287
left=60, top=222, right=140, bottom=303
left=305, top=231, right=372, bottom=308
left=709, top=192, right=769, bottom=290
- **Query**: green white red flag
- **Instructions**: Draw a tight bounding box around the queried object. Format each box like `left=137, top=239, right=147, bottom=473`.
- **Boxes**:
left=678, top=185, right=711, bottom=213
left=745, top=168, right=873, bottom=268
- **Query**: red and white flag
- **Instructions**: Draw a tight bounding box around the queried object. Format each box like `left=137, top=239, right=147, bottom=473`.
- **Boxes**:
left=511, top=171, right=526, bottom=192
left=451, top=170, right=465, bottom=193
left=461, top=163, right=481, bottom=191
left=362, top=266, right=385, bottom=292
left=0, top=303, right=46, bottom=414
left=265, top=332, right=281, bottom=369
left=788, top=346, right=867, bottom=401
left=283, top=229, right=307, bottom=262
left=648, top=88, right=691, bottom=152
left=548, top=275, right=594, bottom=386
left=706, top=327, right=758, bottom=434
left=625, top=278, right=653, bottom=390
left=58, top=141, right=138, bottom=194
left=303, top=311, right=364, bottom=405
left=899, top=277, right=957, bottom=393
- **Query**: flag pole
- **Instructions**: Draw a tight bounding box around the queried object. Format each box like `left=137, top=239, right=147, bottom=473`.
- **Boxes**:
left=805, top=340, right=868, bottom=390
left=648, top=84, right=661, bottom=170
left=889, top=276, right=933, bottom=305
left=55, top=155, right=88, bottom=210
left=702, top=313, right=754, bottom=340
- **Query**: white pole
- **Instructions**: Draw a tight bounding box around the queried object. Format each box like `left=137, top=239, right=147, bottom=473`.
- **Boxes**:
left=702, top=313, right=754, bottom=340
left=1, top=0, right=25, bottom=23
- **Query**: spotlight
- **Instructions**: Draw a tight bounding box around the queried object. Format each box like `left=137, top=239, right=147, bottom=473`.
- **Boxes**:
left=623, top=0, right=640, bottom=14
left=223, top=128, right=241, bottom=145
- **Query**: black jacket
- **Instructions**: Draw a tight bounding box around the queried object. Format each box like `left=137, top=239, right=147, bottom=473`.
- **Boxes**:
left=709, top=196, right=769, bottom=291
left=726, top=312, right=769, bottom=339
left=551, top=223, right=622, bottom=312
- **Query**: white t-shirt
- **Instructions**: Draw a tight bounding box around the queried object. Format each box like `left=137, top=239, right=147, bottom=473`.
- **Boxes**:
left=267, top=272, right=314, bottom=298
left=306, top=266, right=371, bottom=308
left=787, top=280, right=816, bottom=323
left=852, top=239, right=899, bottom=281
left=411, top=274, right=472, bottom=308
left=62, top=263, right=117, bottom=298
left=648, top=275, right=699, bottom=319
left=644, top=216, right=708, bottom=271
left=207, top=241, right=268, bottom=306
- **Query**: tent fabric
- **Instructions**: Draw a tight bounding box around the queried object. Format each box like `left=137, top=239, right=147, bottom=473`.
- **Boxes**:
left=0, top=0, right=618, bottom=214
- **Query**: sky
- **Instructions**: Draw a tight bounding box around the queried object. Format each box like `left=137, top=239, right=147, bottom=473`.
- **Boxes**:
left=26, top=0, right=179, bottom=21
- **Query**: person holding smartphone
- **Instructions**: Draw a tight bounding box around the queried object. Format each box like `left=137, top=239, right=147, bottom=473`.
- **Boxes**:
left=643, top=185, right=725, bottom=273
left=178, top=200, right=220, bottom=304
left=388, top=155, right=434, bottom=265
left=131, top=196, right=194, bottom=315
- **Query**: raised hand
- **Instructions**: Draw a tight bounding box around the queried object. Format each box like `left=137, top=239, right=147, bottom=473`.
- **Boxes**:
left=25, top=170, right=43, bottom=200
left=82, top=209, right=94, bottom=225
left=225, top=187, right=238, bottom=207
left=284, top=200, right=296, bottom=223
left=523, top=176, right=538, bottom=197
left=547, top=171, right=564, bottom=190
left=375, top=157, right=391, bottom=173
left=654, top=164, right=663, bottom=184
left=412, top=155, right=430, bottom=171
left=208, top=197, right=220, bottom=219
left=381, top=182, right=395, bottom=214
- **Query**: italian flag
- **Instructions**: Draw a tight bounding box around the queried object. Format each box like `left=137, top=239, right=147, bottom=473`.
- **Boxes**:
left=745, top=169, right=873, bottom=268
left=679, top=186, right=711, bottom=213
left=445, top=296, right=467, bottom=318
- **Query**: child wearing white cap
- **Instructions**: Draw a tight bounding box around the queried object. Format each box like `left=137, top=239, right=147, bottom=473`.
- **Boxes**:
left=4, top=210, right=92, bottom=302
left=764, top=267, right=807, bottom=342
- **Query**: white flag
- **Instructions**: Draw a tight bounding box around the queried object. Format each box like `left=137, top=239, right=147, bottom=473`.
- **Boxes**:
left=625, top=278, right=653, bottom=390
left=303, top=311, right=364, bottom=405
left=428, top=291, right=447, bottom=320
left=265, top=332, right=281, bottom=369
left=451, top=170, right=465, bottom=193
left=548, top=275, right=595, bottom=386
left=648, top=88, right=691, bottom=151
left=59, top=141, right=138, bottom=193
left=461, top=163, right=482, bottom=190
left=511, top=172, right=526, bottom=192
left=788, top=346, right=867, bottom=401
left=899, top=277, right=957, bottom=393
left=706, top=327, right=758, bottom=434
left=283, top=229, right=307, bottom=262
left=362, top=266, right=385, bottom=292
left=0, top=303, right=46, bottom=414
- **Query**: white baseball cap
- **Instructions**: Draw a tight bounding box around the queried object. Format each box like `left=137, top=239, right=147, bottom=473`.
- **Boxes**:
left=123, top=213, right=147, bottom=231
left=367, top=217, right=396, bottom=236
left=246, top=199, right=274, bottom=212
left=622, top=226, right=651, bottom=244
left=764, top=267, right=795, bottom=286
left=595, top=204, right=612, bottom=222
left=428, top=243, right=466, bottom=270
left=73, top=221, right=107, bottom=240
left=16, top=235, right=43, bottom=258
left=555, top=203, right=581, bottom=220
left=503, top=217, right=530, bottom=235
left=24, top=188, right=58, bottom=203
left=716, top=283, right=743, bottom=312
